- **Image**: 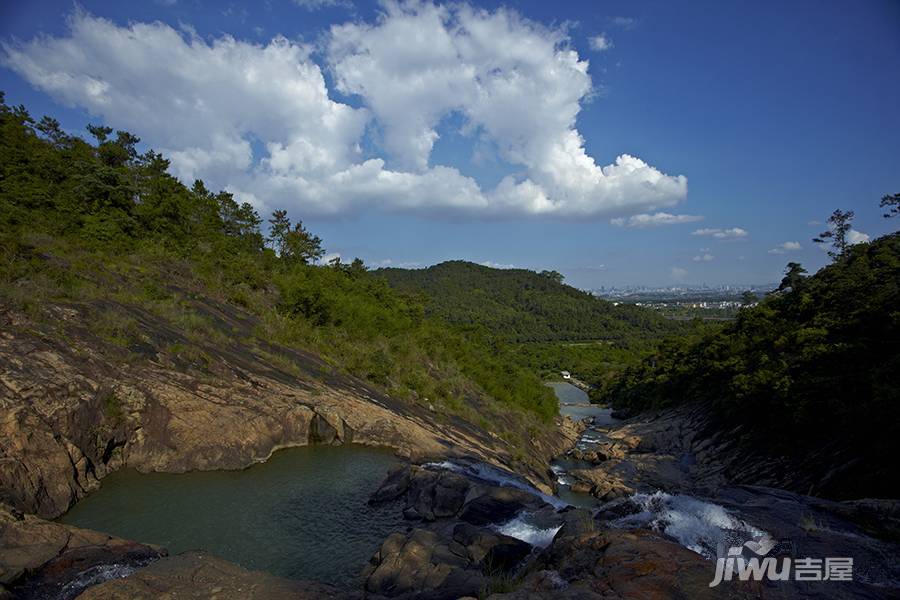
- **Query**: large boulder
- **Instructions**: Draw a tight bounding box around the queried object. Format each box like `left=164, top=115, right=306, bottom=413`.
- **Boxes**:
left=458, top=486, right=544, bottom=526
left=371, top=464, right=549, bottom=526
left=0, top=504, right=164, bottom=599
left=489, top=528, right=758, bottom=599
left=363, top=524, right=532, bottom=599
left=364, top=528, right=480, bottom=599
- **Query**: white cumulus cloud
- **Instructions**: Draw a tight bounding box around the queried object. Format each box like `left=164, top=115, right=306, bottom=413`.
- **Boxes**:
left=692, top=227, right=748, bottom=239
left=2, top=5, right=687, bottom=219
left=610, top=212, right=703, bottom=228
left=847, top=229, right=870, bottom=244
left=692, top=253, right=714, bottom=262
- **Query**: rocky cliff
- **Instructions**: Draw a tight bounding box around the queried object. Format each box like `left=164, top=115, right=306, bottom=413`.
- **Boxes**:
left=0, top=296, right=573, bottom=521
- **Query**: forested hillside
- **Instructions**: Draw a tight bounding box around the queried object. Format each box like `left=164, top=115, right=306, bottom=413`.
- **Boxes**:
left=604, top=228, right=900, bottom=495
left=0, top=95, right=557, bottom=427
left=376, top=261, right=685, bottom=343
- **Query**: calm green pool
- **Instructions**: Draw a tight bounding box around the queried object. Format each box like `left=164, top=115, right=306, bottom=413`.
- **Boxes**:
left=59, top=445, right=404, bottom=587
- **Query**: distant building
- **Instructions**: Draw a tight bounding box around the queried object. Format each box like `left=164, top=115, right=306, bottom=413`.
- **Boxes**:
left=561, top=371, right=571, bottom=379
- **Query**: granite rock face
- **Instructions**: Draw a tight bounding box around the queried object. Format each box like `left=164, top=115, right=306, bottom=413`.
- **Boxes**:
left=489, top=527, right=758, bottom=600
left=363, top=526, right=531, bottom=599
left=364, top=464, right=551, bottom=598
left=0, top=299, right=571, bottom=520
left=0, top=503, right=164, bottom=599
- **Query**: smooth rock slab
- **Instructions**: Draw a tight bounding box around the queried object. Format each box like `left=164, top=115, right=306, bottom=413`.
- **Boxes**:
left=0, top=504, right=164, bottom=599
left=76, top=551, right=351, bottom=600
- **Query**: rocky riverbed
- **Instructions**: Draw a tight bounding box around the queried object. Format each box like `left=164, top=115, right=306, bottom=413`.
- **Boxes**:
left=0, top=299, right=573, bottom=522
left=0, top=298, right=575, bottom=598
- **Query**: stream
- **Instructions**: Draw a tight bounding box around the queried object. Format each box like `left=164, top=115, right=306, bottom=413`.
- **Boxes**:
left=547, top=381, right=619, bottom=508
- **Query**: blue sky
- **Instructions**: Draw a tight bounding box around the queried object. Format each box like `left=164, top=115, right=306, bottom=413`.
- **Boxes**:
left=1, top=0, right=898, bottom=287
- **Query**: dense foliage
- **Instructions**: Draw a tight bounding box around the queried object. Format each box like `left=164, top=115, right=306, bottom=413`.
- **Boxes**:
left=0, top=94, right=557, bottom=425
left=605, top=230, right=900, bottom=461
left=376, top=260, right=698, bottom=389
left=376, top=260, right=687, bottom=343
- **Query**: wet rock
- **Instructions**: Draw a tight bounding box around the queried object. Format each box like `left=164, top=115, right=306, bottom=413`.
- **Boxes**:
left=568, top=480, right=592, bottom=494
left=451, top=523, right=532, bottom=572
left=594, top=441, right=628, bottom=461
left=364, top=528, right=482, bottom=599
left=372, top=464, right=548, bottom=526
left=713, top=485, right=900, bottom=592
left=459, top=486, right=545, bottom=526
left=369, top=464, right=413, bottom=504
left=553, top=508, right=597, bottom=539
left=490, top=529, right=755, bottom=599
left=364, top=524, right=532, bottom=599
left=0, top=503, right=165, bottom=599
left=571, top=452, right=689, bottom=502
left=77, top=551, right=349, bottom=599
left=408, top=470, right=471, bottom=521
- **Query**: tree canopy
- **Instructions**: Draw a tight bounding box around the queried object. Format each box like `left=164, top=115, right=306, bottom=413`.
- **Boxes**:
left=375, top=260, right=688, bottom=344
left=0, top=94, right=558, bottom=428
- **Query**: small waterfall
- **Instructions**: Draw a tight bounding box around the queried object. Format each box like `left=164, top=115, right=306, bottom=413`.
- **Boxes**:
left=493, top=513, right=563, bottom=548
left=607, top=491, right=768, bottom=558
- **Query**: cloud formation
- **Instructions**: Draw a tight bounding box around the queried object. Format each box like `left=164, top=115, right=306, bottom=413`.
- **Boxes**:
left=611, top=212, right=703, bottom=228
left=692, top=227, right=748, bottom=239
left=2, top=5, right=687, bottom=219
left=589, top=33, right=613, bottom=51
left=692, top=253, right=714, bottom=262
left=767, top=241, right=802, bottom=254
left=847, top=229, right=870, bottom=244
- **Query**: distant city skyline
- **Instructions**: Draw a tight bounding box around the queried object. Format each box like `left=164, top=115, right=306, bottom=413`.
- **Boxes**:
left=1, top=0, right=898, bottom=286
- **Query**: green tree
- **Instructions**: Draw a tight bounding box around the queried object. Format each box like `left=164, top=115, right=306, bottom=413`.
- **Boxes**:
left=283, top=221, right=324, bottom=265
left=267, top=210, right=323, bottom=265
left=778, top=262, right=807, bottom=292
left=268, top=210, right=291, bottom=255
left=349, top=257, right=367, bottom=277
left=35, top=116, right=69, bottom=147
left=217, top=192, right=263, bottom=249
left=539, top=270, right=564, bottom=284
left=814, top=209, right=855, bottom=260
left=881, top=193, right=900, bottom=219
left=86, top=124, right=113, bottom=144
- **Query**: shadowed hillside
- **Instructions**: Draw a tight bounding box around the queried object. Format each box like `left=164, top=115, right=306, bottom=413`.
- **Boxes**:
left=604, top=230, right=900, bottom=498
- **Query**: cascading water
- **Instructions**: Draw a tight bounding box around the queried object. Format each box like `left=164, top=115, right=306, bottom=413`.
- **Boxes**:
left=606, top=491, right=769, bottom=559
left=423, top=460, right=568, bottom=510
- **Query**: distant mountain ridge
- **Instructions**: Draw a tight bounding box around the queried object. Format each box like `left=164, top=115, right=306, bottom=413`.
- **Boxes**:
left=375, top=260, right=685, bottom=343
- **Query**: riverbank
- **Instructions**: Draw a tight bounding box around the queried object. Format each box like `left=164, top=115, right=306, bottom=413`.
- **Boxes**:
left=0, top=297, right=576, bottom=597
left=3, top=380, right=898, bottom=598
left=542, top=386, right=900, bottom=597
left=0, top=298, right=573, bottom=522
